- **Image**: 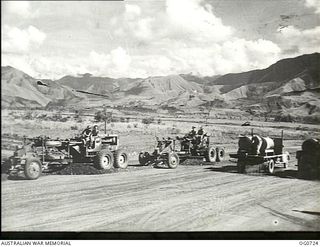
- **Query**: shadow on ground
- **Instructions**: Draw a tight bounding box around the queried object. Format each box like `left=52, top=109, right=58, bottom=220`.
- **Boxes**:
left=203, top=164, right=315, bottom=180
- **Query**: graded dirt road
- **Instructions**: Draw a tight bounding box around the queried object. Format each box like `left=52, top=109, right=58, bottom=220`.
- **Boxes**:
left=2, top=163, right=320, bottom=231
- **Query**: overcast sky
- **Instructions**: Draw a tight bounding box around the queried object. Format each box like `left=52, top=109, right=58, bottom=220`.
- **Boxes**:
left=2, top=0, right=320, bottom=79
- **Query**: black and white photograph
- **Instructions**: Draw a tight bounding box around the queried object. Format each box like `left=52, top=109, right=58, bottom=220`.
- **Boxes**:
left=1, top=0, right=320, bottom=238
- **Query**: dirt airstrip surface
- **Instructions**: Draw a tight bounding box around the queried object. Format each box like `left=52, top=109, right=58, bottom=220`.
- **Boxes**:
left=2, top=161, right=320, bottom=231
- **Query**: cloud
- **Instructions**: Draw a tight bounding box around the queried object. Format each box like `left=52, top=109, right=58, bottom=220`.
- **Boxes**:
left=277, top=25, right=320, bottom=55
left=110, top=47, right=132, bottom=71
left=165, top=0, right=233, bottom=42
left=125, top=4, right=141, bottom=20
left=2, top=25, right=46, bottom=53
left=5, top=1, right=31, bottom=17
left=4, top=0, right=305, bottom=79
left=104, top=0, right=281, bottom=77
left=304, top=0, right=320, bottom=14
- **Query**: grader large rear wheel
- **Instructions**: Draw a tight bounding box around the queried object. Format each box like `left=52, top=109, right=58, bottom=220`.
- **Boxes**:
left=113, top=150, right=128, bottom=169
left=205, top=146, right=216, bottom=163
left=167, top=152, right=179, bottom=169
left=94, top=150, right=113, bottom=170
left=216, top=147, right=225, bottom=162
left=24, top=158, right=42, bottom=180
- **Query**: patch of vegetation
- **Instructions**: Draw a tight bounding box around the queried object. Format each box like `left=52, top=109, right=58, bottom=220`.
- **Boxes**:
left=142, top=117, right=155, bottom=125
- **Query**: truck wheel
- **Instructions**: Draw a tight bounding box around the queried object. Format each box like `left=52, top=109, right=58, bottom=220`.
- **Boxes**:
left=216, top=147, right=225, bottom=162
left=205, top=146, right=216, bottom=163
left=283, top=151, right=290, bottom=168
left=24, top=158, right=42, bottom=180
left=167, top=152, right=179, bottom=169
left=267, top=159, right=275, bottom=174
left=94, top=150, right=113, bottom=170
left=237, top=159, right=246, bottom=173
left=114, top=150, right=128, bottom=169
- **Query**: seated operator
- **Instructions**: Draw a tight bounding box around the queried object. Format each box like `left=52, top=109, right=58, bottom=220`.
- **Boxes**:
left=91, top=125, right=99, bottom=137
left=196, top=126, right=205, bottom=145
left=89, top=125, right=100, bottom=148
left=81, top=125, right=92, bottom=146
left=186, top=126, right=197, bottom=139
left=197, top=126, right=204, bottom=136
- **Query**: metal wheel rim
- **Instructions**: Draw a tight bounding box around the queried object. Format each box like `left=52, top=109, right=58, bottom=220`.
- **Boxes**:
left=269, top=160, right=274, bottom=172
left=210, top=149, right=215, bottom=158
left=102, top=155, right=111, bottom=166
left=28, top=162, right=40, bottom=177
left=170, top=155, right=178, bottom=165
left=119, top=154, right=126, bottom=165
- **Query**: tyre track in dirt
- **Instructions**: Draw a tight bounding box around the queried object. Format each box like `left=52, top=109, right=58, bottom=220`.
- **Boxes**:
left=2, top=164, right=320, bottom=231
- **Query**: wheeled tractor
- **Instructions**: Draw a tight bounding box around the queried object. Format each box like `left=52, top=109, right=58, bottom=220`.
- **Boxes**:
left=8, top=133, right=129, bottom=180
left=138, top=134, right=225, bottom=168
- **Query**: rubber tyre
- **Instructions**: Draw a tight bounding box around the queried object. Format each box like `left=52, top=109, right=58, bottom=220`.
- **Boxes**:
left=216, top=147, right=225, bottom=162
left=283, top=151, right=290, bottom=168
left=167, top=152, right=180, bottom=169
left=205, top=146, right=216, bottom=163
left=237, top=159, right=246, bottom=174
left=138, top=152, right=149, bottom=166
left=267, top=159, right=275, bottom=174
left=24, top=157, right=42, bottom=180
left=94, top=149, right=113, bottom=170
left=114, top=150, right=128, bottom=169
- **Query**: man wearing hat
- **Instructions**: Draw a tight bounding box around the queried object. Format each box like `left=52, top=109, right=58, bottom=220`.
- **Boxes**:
left=81, top=125, right=91, bottom=138
left=89, top=125, right=100, bottom=148
left=81, top=125, right=92, bottom=146
left=197, top=126, right=204, bottom=135
left=91, top=125, right=99, bottom=137
left=187, top=126, right=197, bottom=138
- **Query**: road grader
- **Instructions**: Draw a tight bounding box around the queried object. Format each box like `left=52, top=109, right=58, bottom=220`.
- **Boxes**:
left=8, top=133, right=128, bottom=180
left=229, top=130, right=290, bottom=174
left=138, top=134, right=225, bottom=168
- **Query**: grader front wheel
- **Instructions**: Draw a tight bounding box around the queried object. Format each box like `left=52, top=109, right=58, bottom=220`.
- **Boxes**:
left=139, top=152, right=150, bottom=166
left=24, top=158, right=42, bottom=180
left=167, top=152, right=180, bottom=169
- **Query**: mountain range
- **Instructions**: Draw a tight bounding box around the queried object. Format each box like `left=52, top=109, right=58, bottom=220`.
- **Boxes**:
left=2, top=53, right=320, bottom=122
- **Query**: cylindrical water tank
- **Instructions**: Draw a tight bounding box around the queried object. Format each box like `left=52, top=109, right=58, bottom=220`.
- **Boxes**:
left=251, top=135, right=274, bottom=155
left=302, top=139, right=320, bottom=153
left=251, top=135, right=262, bottom=155
left=260, top=137, right=274, bottom=151
left=238, top=136, right=252, bottom=151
